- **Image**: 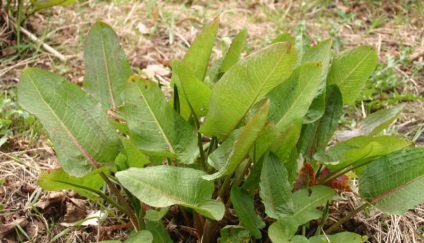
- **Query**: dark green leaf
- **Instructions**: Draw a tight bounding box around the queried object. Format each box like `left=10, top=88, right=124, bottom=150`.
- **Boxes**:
left=231, top=187, right=265, bottom=239
left=145, top=221, right=173, bottom=243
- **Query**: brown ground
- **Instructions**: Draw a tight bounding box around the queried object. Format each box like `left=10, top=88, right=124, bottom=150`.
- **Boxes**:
left=1, top=0, right=424, bottom=242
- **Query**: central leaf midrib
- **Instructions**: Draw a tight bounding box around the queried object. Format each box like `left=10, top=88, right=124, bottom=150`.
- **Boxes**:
left=136, top=84, right=175, bottom=154
left=28, top=73, right=97, bottom=165
left=100, top=32, right=116, bottom=109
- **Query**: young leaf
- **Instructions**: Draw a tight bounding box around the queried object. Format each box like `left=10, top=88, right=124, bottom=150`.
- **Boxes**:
left=267, top=62, right=322, bottom=133
left=317, top=136, right=413, bottom=173
left=125, top=230, right=153, bottom=243
left=172, top=60, right=212, bottom=117
left=327, top=46, right=378, bottom=104
left=359, top=148, right=424, bottom=214
left=121, top=138, right=150, bottom=168
left=302, top=39, right=333, bottom=123
left=231, top=187, right=265, bottom=239
left=145, top=221, right=173, bottom=243
left=39, top=168, right=105, bottom=200
left=259, top=153, right=293, bottom=219
left=200, top=42, right=297, bottom=138
left=125, top=76, right=198, bottom=164
left=219, top=226, right=251, bottom=242
left=116, top=166, right=225, bottom=220
left=203, top=100, right=269, bottom=180
left=268, top=218, right=303, bottom=243
left=336, top=104, right=405, bottom=141
left=286, top=185, right=335, bottom=225
left=183, top=18, right=219, bottom=81
left=298, top=85, right=343, bottom=156
left=18, top=68, right=120, bottom=177
left=220, top=29, right=247, bottom=73
left=83, top=21, right=132, bottom=110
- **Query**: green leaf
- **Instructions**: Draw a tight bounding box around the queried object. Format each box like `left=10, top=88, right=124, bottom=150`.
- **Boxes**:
left=359, top=148, right=424, bottom=214
left=38, top=168, right=105, bottom=200
left=327, top=46, right=378, bottom=104
left=144, top=207, right=170, bottom=221
left=200, top=42, right=297, bottom=138
left=270, top=123, right=302, bottom=161
left=298, top=85, right=343, bottom=156
left=316, top=136, right=412, bottom=173
left=83, top=21, right=132, bottom=110
left=267, top=62, right=322, bottom=132
left=259, top=153, right=293, bottom=219
left=219, top=226, right=251, bottom=243
left=116, top=166, right=225, bottom=220
left=287, top=186, right=335, bottom=225
left=268, top=218, right=303, bottom=243
left=309, top=232, right=363, bottom=243
left=125, top=230, right=153, bottom=243
left=125, top=76, right=198, bottom=164
left=231, top=187, right=265, bottom=239
left=220, top=29, right=247, bottom=73
left=302, top=39, right=333, bottom=123
left=145, top=221, right=173, bottom=243
left=121, top=138, right=150, bottom=168
left=336, top=104, right=405, bottom=141
left=172, top=60, right=212, bottom=117
left=18, top=68, right=120, bottom=177
left=203, top=100, right=269, bottom=180
left=183, top=18, right=219, bottom=81
left=250, top=123, right=281, bottom=161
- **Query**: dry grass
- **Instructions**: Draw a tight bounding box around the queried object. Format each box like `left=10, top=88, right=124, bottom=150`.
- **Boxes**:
left=1, top=0, right=424, bottom=242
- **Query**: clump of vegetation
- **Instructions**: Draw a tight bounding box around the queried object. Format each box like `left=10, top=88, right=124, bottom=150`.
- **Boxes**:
left=17, top=19, right=424, bottom=242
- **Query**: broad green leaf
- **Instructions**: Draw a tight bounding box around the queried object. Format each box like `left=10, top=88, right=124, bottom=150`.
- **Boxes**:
left=183, top=18, right=219, bottom=81
left=116, top=166, right=224, bottom=220
left=203, top=100, right=269, bottom=180
left=327, top=46, right=378, bottom=104
left=219, top=226, right=251, bottom=243
left=220, top=29, right=247, bottom=73
left=208, top=129, right=240, bottom=170
left=31, top=0, right=75, bottom=8
left=121, top=138, right=150, bottom=168
left=271, top=32, right=295, bottom=44
left=200, top=42, right=297, bottom=138
left=250, top=123, right=281, bottom=161
left=38, top=168, right=105, bottom=200
left=83, top=21, right=132, bottom=110
left=298, top=85, right=343, bottom=156
left=316, top=136, right=412, bottom=172
left=172, top=60, right=212, bottom=117
left=125, top=230, right=153, bottom=243
left=309, top=232, right=363, bottom=243
left=359, top=148, right=424, bottom=214
left=267, top=62, right=322, bottom=132
left=302, top=39, right=333, bottom=123
left=259, top=153, right=293, bottom=219
left=287, top=186, right=335, bottom=225
left=231, top=187, right=265, bottom=239
left=125, top=76, right=198, bottom=164
left=145, top=221, right=173, bottom=243
left=268, top=218, right=303, bottom=243
left=241, top=157, right=264, bottom=194
left=336, top=104, right=405, bottom=141
left=18, top=68, right=120, bottom=176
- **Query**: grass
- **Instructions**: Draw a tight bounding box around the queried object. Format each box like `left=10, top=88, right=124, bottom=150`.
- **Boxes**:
left=1, top=0, right=424, bottom=242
